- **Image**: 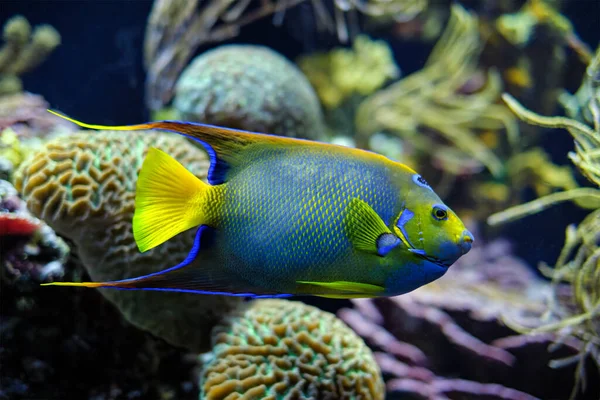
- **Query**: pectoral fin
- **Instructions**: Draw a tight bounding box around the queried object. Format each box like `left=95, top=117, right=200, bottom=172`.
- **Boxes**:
left=297, top=280, right=384, bottom=298
left=345, top=198, right=401, bottom=256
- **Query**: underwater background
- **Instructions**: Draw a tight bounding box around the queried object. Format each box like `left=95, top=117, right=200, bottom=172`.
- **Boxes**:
left=1, top=0, right=599, bottom=399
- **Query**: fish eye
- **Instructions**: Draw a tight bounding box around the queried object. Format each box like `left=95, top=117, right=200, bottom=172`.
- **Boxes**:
left=432, top=205, right=448, bottom=221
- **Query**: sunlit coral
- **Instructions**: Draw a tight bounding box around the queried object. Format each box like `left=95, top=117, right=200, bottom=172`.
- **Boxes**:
left=201, top=299, right=385, bottom=400
left=298, top=34, right=399, bottom=110
left=14, top=130, right=241, bottom=352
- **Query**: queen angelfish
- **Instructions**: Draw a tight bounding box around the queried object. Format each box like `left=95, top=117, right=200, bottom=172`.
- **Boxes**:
left=42, top=110, right=474, bottom=299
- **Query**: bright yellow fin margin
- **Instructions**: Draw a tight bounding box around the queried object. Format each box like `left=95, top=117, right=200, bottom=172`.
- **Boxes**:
left=48, top=109, right=157, bottom=131
left=40, top=281, right=104, bottom=288
left=297, top=280, right=384, bottom=298
left=133, top=147, right=209, bottom=252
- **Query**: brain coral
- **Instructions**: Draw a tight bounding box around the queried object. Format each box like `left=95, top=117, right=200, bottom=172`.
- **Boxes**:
left=173, top=44, right=325, bottom=140
left=200, top=299, right=385, bottom=400
left=14, top=130, right=241, bottom=352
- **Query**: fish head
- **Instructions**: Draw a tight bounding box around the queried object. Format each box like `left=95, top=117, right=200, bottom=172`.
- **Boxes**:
left=394, top=173, right=474, bottom=268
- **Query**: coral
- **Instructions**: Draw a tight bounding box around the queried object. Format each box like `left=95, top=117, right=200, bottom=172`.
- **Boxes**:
left=0, top=93, right=78, bottom=181
left=0, top=179, right=68, bottom=286
left=486, top=47, right=600, bottom=400
left=560, top=45, right=600, bottom=128
left=0, top=92, right=78, bottom=138
left=495, top=0, right=591, bottom=63
left=488, top=68, right=600, bottom=224
left=173, top=44, right=324, bottom=139
left=338, top=224, right=597, bottom=399
left=482, top=0, right=592, bottom=120
left=355, top=4, right=519, bottom=178
left=14, top=130, right=241, bottom=353
left=298, top=34, right=400, bottom=110
left=142, top=0, right=427, bottom=110
left=143, top=0, right=308, bottom=110
left=0, top=15, right=61, bottom=95
left=200, top=299, right=385, bottom=400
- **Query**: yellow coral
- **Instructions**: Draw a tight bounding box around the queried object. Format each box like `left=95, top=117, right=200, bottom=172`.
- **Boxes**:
left=0, top=128, right=24, bottom=168
left=298, top=35, right=399, bottom=109
left=355, top=4, right=519, bottom=178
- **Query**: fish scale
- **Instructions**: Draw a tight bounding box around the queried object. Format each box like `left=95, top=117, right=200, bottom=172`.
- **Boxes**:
left=215, top=146, right=399, bottom=286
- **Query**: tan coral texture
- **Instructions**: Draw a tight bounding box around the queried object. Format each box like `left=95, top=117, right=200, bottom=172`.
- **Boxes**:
left=201, top=299, right=385, bottom=400
left=14, top=130, right=241, bottom=352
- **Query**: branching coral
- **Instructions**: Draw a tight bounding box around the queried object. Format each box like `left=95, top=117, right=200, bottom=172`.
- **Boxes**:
left=0, top=15, right=60, bottom=95
left=200, top=299, right=385, bottom=400
left=355, top=4, right=518, bottom=178
left=487, top=46, right=600, bottom=400
left=173, top=44, right=324, bottom=139
left=495, top=0, right=592, bottom=64
left=14, top=130, right=241, bottom=353
left=338, top=225, right=595, bottom=399
left=298, top=34, right=399, bottom=110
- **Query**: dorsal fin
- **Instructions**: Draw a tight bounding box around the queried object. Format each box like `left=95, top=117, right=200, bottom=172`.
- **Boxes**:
left=47, top=110, right=416, bottom=184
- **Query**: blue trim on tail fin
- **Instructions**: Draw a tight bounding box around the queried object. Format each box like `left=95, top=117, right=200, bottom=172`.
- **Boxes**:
left=110, top=225, right=207, bottom=285
left=187, top=138, right=226, bottom=185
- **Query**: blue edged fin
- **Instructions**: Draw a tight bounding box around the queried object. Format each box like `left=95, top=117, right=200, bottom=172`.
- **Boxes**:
left=42, top=226, right=292, bottom=299
left=47, top=110, right=417, bottom=185
left=344, top=198, right=401, bottom=256
left=47, top=110, right=316, bottom=185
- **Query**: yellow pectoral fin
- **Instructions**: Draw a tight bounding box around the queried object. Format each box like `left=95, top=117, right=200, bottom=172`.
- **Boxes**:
left=133, top=147, right=210, bottom=252
left=297, top=280, right=384, bottom=298
left=344, top=198, right=400, bottom=257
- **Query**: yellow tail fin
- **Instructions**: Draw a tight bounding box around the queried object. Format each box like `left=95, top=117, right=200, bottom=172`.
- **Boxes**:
left=133, top=147, right=209, bottom=252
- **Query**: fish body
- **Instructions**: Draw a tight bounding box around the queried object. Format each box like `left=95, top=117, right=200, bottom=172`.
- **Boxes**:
left=43, top=111, right=474, bottom=298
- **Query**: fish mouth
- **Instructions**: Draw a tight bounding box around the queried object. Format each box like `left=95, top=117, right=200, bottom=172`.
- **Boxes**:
left=408, top=249, right=452, bottom=268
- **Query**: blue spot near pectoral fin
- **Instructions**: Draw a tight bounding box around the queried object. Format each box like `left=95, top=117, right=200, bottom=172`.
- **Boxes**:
left=376, top=233, right=401, bottom=256
left=92, top=225, right=291, bottom=298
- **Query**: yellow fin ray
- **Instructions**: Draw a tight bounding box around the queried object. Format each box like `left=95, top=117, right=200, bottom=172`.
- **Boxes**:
left=40, top=281, right=104, bottom=288
left=297, top=280, right=384, bottom=298
left=344, top=198, right=400, bottom=256
left=133, top=147, right=209, bottom=252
